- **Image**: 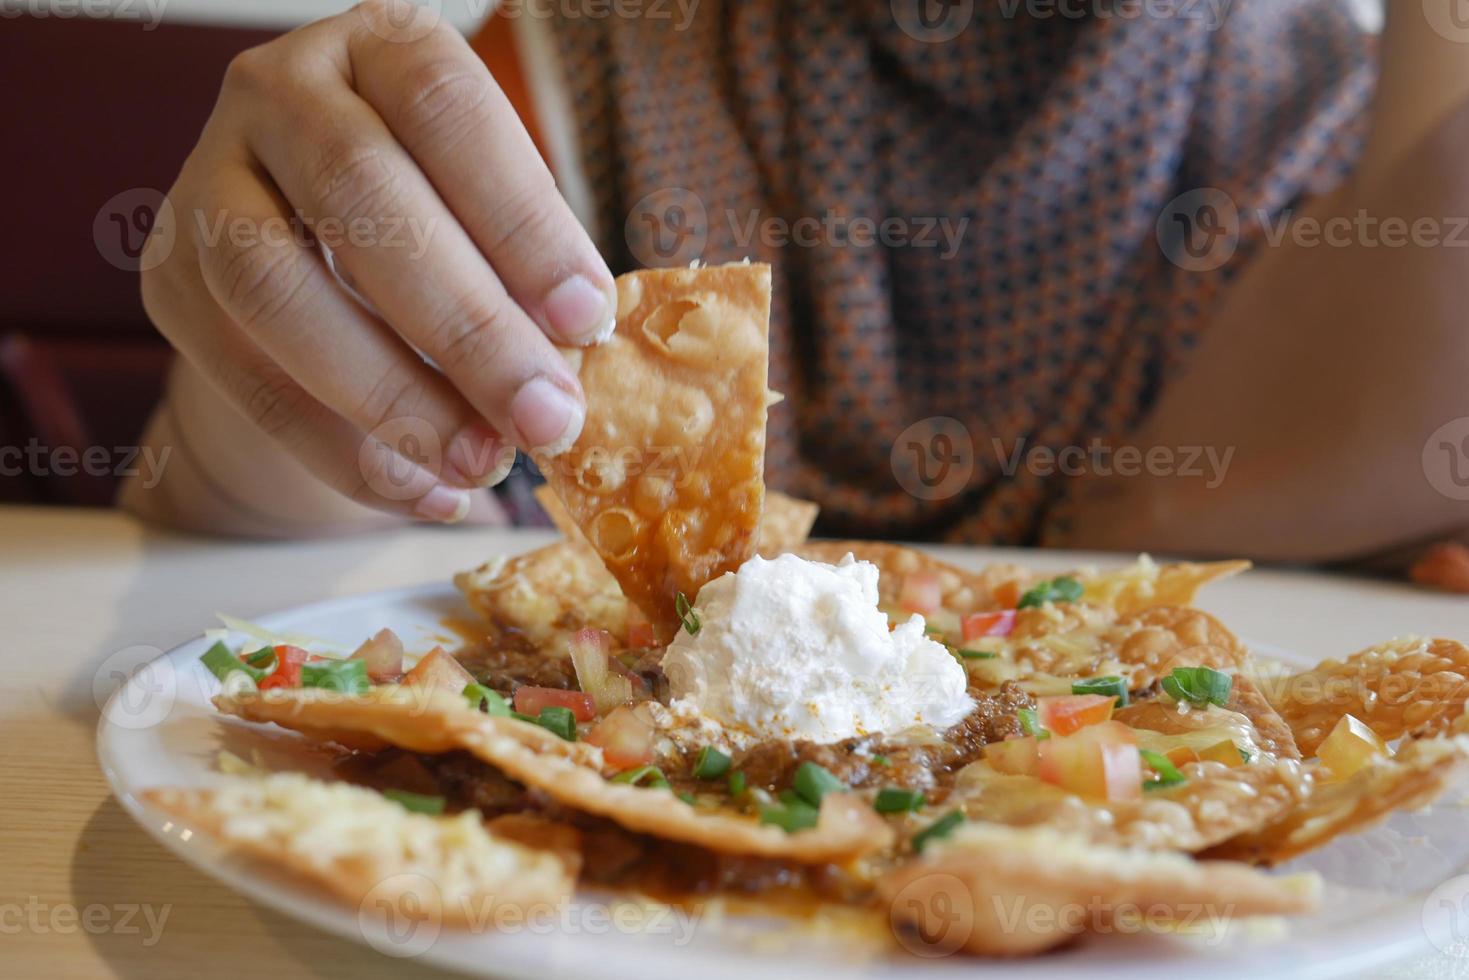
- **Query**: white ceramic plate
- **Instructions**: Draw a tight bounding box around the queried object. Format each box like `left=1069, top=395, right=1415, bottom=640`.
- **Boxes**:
left=97, top=580, right=1469, bottom=979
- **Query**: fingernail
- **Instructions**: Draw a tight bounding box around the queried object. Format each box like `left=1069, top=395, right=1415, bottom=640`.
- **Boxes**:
left=544, top=275, right=616, bottom=345
left=445, top=422, right=516, bottom=487
left=511, top=376, right=585, bottom=456
left=414, top=485, right=472, bottom=523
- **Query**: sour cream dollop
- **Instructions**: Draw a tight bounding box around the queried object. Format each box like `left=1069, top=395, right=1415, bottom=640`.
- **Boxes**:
left=662, top=553, right=974, bottom=743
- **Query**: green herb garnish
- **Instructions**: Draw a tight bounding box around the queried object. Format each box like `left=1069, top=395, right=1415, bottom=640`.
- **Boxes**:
left=871, top=754, right=891, bottom=767
left=874, top=788, right=926, bottom=814
left=612, top=765, right=670, bottom=789
left=1017, top=576, right=1085, bottom=610
left=793, top=761, right=847, bottom=807
left=675, top=592, right=701, bottom=636
left=1017, top=707, right=1051, bottom=740
left=1160, top=667, right=1233, bottom=708
left=760, top=800, right=819, bottom=833
left=1071, top=675, right=1129, bottom=706
left=912, top=810, right=965, bottom=852
left=242, top=646, right=278, bottom=670
left=693, top=746, right=732, bottom=780
left=300, top=658, right=369, bottom=695
left=536, top=705, right=577, bottom=741
left=728, top=771, right=748, bottom=797
left=1140, top=749, right=1188, bottom=791
left=383, top=789, right=446, bottom=815
left=957, top=648, right=998, bottom=660
left=200, top=641, right=265, bottom=684
left=462, top=682, right=511, bottom=716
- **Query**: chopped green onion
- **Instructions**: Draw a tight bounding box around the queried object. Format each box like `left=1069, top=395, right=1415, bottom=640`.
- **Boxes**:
left=912, top=810, right=965, bottom=852
left=728, top=771, right=747, bottom=797
left=383, top=789, right=446, bottom=815
left=536, top=705, right=577, bottom=741
left=1071, top=675, right=1129, bottom=707
left=678, top=792, right=697, bottom=805
left=611, top=765, right=670, bottom=789
left=300, top=658, right=370, bottom=695
left=924, top=625, right=944, bottom=636
left=760, top=800, right=819, bottom=833
left=793, top=761, right=847, bottom=807
left=675, top=592, right=701, bottom=636
left=1018, top=707, right=1051, bottom=740
left=242, top=646, right=278, bottom=670
left=874, top=788, right=926, bottom=814
left=1160, top=667, right=1233, bottom=708
left=1140, top=750, right=1188, bottom=791
left=462, top=682, right=511, bottom=716
left=693, top=746, right=731, bottom=780
left=1239, top=747, right=1253, bottom=763
left=511, top=711, right=538, bottom=725
left=1017, top=576, right=1085, bottom=610
left=871, top=754, right=891, bottom=767
left=200, top=641, right=265, bottom=683
left=957, top=648, right=997, bottom=660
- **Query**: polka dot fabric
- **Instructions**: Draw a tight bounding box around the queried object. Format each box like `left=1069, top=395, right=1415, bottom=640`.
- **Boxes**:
left=545, top=0, right=1375, bottom=544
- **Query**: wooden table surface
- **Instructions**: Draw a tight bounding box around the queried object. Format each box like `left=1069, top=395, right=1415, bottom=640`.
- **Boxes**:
left=6, top=505, right=1468, bottom=979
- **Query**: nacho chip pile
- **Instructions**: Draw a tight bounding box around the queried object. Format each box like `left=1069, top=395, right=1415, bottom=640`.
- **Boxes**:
left=145, top=264, right=1469, bottom=960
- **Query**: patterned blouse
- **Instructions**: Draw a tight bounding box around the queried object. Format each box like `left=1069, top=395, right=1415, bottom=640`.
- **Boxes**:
left=474, top=1, right=1376, bottom=544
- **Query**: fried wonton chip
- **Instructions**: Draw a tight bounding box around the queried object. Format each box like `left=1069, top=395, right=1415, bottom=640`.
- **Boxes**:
left=793, top=541, right=1020, bottom=617
left=218, top=688, right=893, bottom=864
left=1079, top=556, right=1251, bottom=616
left=881, top=823, right=1318, bottom=956
left=541, top=262, right=772, bottom=638
left=143, top=772, right=575, bottom=925
left=1205, top=734, right=1469, bottom=865
left=534, top=482, right=819, bottom=560
left=1261, top=638, right=1469, bottom=756
left=455, top=540, right=633, bottom=647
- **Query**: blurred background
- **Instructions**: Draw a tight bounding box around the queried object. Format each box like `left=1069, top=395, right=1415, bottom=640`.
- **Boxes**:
left=0, top=0, right=1385, bottom=510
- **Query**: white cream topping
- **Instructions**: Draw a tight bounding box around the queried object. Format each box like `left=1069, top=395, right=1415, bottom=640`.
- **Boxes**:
left=662, top=553, right=974, bottom=743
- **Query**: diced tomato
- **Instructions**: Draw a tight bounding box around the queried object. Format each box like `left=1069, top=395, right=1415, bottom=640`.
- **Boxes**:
left=584, top=705, right=655, bottom=769
left=992, top=581, right=1023, bottom=609
left=1037, top=722, right=1140, bottom=802
left=1037, top=694, right=1116, bottom=736
left=899, top=572, right=943, bottom=616
left=255, top=645, right=308, bottom=690
left=1165, top=746, right=1202, bottom=768
left=983, top=736, right=1040, bottom=776
left=514, top=686, right=597, bottom=722
left=1199, top=740, right=1247, bottom=768
left=402, top=646, right=476, bottom=695
left=962, top=610, right=1017, bottom=643
left=625, top=620, right=657, bottom=649
left=350, top=628, right=405, bottom=683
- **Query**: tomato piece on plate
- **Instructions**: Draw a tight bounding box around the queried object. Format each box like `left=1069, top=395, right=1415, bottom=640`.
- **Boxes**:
left=254, top=645, right=308, bottom=690
left=584, top=705, right=655, bottom=769
left=992, top=581, right=1022, bottom=609
left=1037, top=694, right=1116, bottom=736
left=515, top=686, right=597, bottom=722
left=402, top=647, right=476, bottom=695
left=625, top=620, right=657, bottom=649
left=983, top=736, right=1040, bottom=776
left=961, top=610, right=1017, bottom=643
left=899, top=572, right=943, bottom=615
left=1037, top=721, right=1140, bottom=801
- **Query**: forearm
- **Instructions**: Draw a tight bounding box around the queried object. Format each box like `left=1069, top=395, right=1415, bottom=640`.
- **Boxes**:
left=1064, top=22, right=1469, bottom=561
